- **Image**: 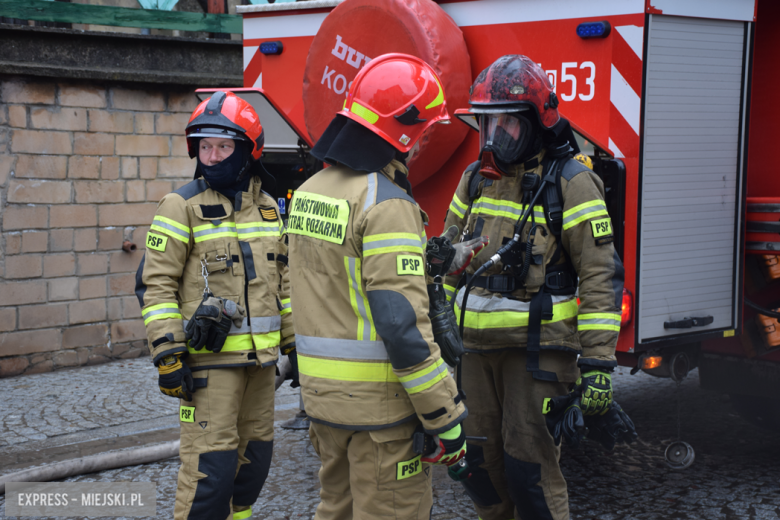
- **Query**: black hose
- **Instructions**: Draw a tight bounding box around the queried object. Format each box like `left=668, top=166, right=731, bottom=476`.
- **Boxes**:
left=744, top=298, right=780, bottom=319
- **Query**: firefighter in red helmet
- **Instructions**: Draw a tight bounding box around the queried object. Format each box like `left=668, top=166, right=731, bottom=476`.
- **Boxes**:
left=442, top=55, right=625, bottom=520
left=135, top=90, right=295, bottom=520
left=286, top=53, right=486, bottom=519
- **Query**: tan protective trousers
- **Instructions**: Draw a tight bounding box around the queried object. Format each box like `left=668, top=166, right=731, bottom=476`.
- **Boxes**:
left=174, top=364, right=275, bottom=520
left=458, top=350, right=579, bottom=520
left=309, top=420, right=433, bottom=520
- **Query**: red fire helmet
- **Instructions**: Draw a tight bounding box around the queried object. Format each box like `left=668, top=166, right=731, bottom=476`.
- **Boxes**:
left=468, top=54, right=560, bottom=130
left=186, top=91, right=265, bottom=161
left=338, top=53, right=450, bottom=153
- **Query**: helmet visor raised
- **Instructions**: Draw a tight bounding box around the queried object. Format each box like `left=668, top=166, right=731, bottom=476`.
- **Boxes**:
left=478, top=113, right=532, bottom=164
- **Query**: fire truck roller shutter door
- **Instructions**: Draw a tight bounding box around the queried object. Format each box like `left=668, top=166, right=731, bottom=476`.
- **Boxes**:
left=302, top=0, right=472, bottom=186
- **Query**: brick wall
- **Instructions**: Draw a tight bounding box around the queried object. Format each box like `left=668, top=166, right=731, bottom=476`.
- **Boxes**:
left=0, top=77, right=199, bottom=377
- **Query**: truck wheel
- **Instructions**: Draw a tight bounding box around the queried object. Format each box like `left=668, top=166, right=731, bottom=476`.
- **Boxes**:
left=730, top=394, right=780, bottom=430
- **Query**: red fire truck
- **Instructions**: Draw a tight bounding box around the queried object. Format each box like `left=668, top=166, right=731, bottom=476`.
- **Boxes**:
left=199, top=0, right=780, bottom=425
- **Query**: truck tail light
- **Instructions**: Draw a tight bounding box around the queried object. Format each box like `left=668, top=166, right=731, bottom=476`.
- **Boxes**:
left=621, top=288, right=633, bottom=327
left=642, top=355, right=662, bottom=370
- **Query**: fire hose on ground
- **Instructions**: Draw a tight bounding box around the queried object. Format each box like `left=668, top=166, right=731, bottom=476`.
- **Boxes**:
left=0, top=357, right=295, bottom=494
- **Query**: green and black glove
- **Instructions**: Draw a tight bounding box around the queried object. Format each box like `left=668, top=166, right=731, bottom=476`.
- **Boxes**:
left=157, top=353, right=195, bottom=401
left=185, top=293, right=244, bottom=353
left=578, top=367, right=613, bottom=416
left=427, top=283, right=464, bottom=366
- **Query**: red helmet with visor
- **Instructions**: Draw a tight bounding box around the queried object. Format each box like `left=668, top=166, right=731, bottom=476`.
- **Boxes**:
left=186, top=91, right=265, bottom=161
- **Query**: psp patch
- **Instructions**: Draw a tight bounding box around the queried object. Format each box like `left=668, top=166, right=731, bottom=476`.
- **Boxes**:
left=180, top=406, right=195, bottom=423
left=397, top=455, right=422, bottom=480
left=146, top=232, right=168, bottom=252
left=260, top=207, right=278, bottom=222
left=591, top=218, right=612, bottom=238
left=397, top=255, right=424, bottom=276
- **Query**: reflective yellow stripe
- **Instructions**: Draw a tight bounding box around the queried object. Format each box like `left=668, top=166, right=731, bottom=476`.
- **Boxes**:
left=443, top=284, right=456, bottom=303
left=192, top=222, right=238, bottom=243
left=363, top=233, right=425, bottom=257
left=280, top=298, right=292, bottom=316
left=253, top=331, right=280, bottom=350
left=472, top=198, right=547, bottom=224
left=151, top=216, right=190, bottom=243
left=142, top=303, right=181, bottom=325
left=187, top=331, right=279, bottom=354
left=454, top=299, right=579, bottom=329
left=451, top=194, right=468, bottom=212
left=346, top=257, right=376, bottom=341
left=425, top=77, right=445, bottom=110
left=233, top=509, right=252, bottom=520
left=562, top=200, right=609, bottom=230
left=298, top=355, right=399, bottom=383
left=236, top=221, right=281, bottom=238
left=398, top=358, right=448, bottom=394
left=350, top=101, right=379, bottom=124
left=144, top=313, right=182, bottom=325
left=578, top=312, right=621, bottom=332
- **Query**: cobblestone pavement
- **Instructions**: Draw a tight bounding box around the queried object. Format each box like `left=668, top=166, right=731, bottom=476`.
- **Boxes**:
left=1, top=361, right=780, bottom=519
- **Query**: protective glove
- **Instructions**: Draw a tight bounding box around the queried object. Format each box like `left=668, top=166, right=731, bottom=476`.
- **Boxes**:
left=157, top=353, right=195, bottom=401
left=421, top=423, right=467, bottom=467
left=578, top=367, right=613, bottom=416
left=544, top=393, right=585, bottom=448
left=426, top=226, right=489, bottom=278
left=286, top=349, right=301, bottom=388
left=427, top=283, right=464, bottom=366
left=184, top=293, right=244, bottom=353
left=584, top=400, right=638, bottom=451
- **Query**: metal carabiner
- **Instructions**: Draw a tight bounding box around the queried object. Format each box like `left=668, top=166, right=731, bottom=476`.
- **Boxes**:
left=200, top=259, right=210, bottom=295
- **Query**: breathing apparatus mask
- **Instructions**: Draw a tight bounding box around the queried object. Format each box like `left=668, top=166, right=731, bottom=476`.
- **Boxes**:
left=477, top=110, right=542, bottom=179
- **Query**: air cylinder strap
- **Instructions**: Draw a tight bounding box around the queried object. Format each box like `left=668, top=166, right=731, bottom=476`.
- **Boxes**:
left=526, top=287, right=559, bottom=382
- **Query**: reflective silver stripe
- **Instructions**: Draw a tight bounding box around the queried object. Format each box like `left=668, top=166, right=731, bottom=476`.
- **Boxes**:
left=193, top=225, right=236, bottom=239
left=237, top=225, right=279, bottom=234
left=454, top=289, right=575, bottom=312
left=348, top=257, right=373, bottom=341
left=250, top=316, right=282, bottom=333
left=363, top=237, right=424, bottom=253
left=297, top=335, right=388, bottom=361
left=400, top=361, right=448, bottom=391
left=578, top=317, right=620, bottom=326
left=281, top=301, right=291, bottom=310
left=473, top=200, right=546, bottom=222
left=152, top=219, right=189, bottom=240
left=142, top=306, right=179, bottom=318
left=562, top=202, right=607, bottom=227
left=364, top=172, right=377, bottom=212
left=228, top=318, right=251, bottom=336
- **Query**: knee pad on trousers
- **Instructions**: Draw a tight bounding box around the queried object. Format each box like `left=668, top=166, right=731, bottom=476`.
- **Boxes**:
left=503, top=452, right=554, bottom=520
left=188, top=449, right=238, bottom=520
left=459, top=443, right=502, bottom=508
left=233, top=440, right=273, bottom=507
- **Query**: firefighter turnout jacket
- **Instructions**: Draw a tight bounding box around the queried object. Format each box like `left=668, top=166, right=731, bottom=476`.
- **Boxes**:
left=443, top=152, right=625, bottom=367
left=287, top=160, right=467, bottom=434
left=135, top=176, right=294, bottom=369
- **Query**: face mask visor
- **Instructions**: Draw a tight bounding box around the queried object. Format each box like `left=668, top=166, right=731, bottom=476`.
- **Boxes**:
left=478, top=112, right=533, bottom=165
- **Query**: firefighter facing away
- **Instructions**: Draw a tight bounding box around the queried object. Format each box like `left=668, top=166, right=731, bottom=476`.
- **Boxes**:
left=135, top=91, right=295, bottom=520
left=443, top=55, right=625, bottom=520
left=286, top=53, right=487, bottom=519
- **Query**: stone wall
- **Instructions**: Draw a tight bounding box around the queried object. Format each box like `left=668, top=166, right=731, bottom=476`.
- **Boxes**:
left=0, top=77, right=201, bottom=376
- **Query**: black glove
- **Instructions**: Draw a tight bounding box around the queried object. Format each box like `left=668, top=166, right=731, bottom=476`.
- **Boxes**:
left=287, top=349, right=300, bottom=388
left=427, top=283, right=464, bottom=366
left=185, top=293, right=243, bottom=353
left=544, top=393, right=586, bottom=448
left=157, top=353, right=195, bottom=401
left=585, top=401, right=638, bottom=450
left=426, top=226, right=489, bottom=278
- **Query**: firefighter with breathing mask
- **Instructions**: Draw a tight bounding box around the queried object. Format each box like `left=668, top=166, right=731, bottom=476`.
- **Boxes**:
left=286, top=53, right=487, bottom=519
left=442, top=55, right=625, bottom=520
left=135, top=91, right=295, bottom=520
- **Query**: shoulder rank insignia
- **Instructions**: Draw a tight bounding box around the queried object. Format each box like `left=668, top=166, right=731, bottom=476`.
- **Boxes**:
left=260, top=208, right=278, bottom=222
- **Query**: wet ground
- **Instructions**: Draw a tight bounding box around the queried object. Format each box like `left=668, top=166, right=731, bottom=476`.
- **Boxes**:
left=1, top=360, right=779, bottom=519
